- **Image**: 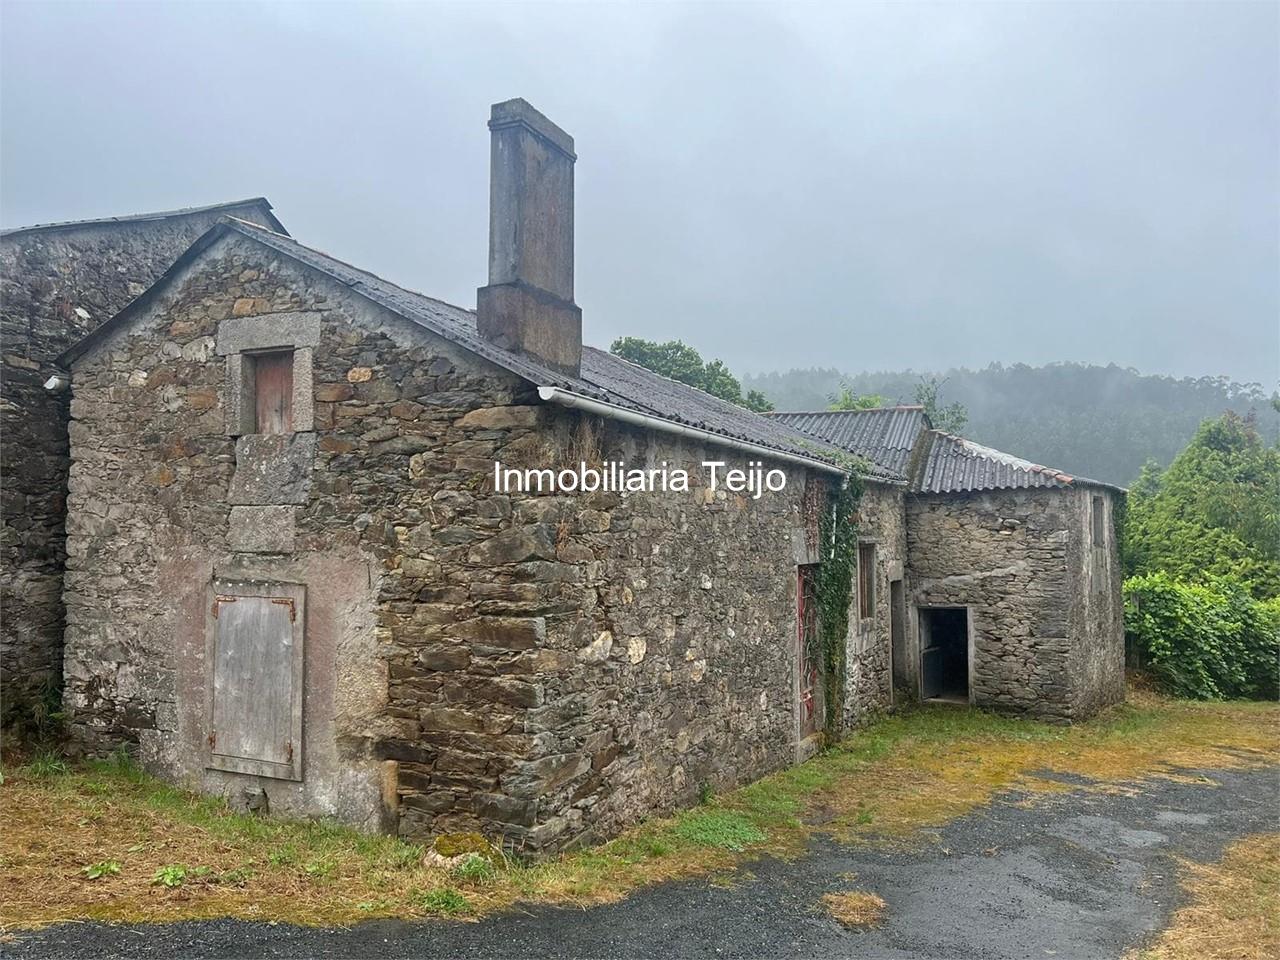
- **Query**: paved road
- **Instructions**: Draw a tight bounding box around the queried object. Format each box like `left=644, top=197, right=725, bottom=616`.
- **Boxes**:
left=5, top=764, right=1276, bottom=960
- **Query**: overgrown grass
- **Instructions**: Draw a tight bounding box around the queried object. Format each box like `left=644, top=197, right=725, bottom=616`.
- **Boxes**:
left=2, top=691, right=1276, bottom=930
left=1128, top=833, right=1279, bottom=960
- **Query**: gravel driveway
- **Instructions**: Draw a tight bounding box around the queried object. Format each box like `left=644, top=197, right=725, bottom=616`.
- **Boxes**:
left=5, top=763, right=1275, bottom=960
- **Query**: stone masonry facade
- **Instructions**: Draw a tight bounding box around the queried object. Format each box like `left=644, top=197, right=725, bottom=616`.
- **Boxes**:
left=905, top=486, right=1123, bottom=721
left=0, top=201, right=281, bottom=726
left=62, top=233, right=842, bottom=850
left=55, top=225, right=1125, bottom=849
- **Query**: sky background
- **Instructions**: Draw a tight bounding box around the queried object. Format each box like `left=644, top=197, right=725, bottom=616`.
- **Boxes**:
left=2, top=1, right=1276, bottom=386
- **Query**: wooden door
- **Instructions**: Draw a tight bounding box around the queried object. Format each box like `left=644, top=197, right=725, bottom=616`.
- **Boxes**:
left=209, top=587, right=303, bottom=780
left=797, top=564, right=821, bottom=737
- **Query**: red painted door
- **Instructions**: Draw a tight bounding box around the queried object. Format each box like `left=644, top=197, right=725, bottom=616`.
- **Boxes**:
left=797, top=564, right=821, bottom=737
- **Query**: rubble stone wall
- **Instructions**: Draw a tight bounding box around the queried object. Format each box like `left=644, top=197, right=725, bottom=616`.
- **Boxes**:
left=845, top=482, right=906, bottom=723
left=0, top=202, right=279, bottom=725
left=62, top=233, right=845, bottom=850
left=905, top=488, right=1076, bottom=720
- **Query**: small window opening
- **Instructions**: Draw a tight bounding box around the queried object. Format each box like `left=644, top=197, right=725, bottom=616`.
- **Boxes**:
left=252, top=350, right=294, bottom=434
left=1091, top=495, right=1105, bottom=547
left=858, top=543, right=876, bottom=619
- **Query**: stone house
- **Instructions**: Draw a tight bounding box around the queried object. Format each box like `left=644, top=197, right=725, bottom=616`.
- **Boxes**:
left=770, top=407, right=1126, bottom=720
left=30, top=99, right=1121, bottom=851
left=0, top=199, right=286, bottom=726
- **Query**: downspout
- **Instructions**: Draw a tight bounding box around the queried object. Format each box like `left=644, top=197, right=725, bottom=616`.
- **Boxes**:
left=536, top=385, right=846, bottom=477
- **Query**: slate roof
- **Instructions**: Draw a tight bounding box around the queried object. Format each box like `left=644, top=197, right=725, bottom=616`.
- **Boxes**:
left=60, top=217, right=844, bottom=472
left=770, top=406, right=1121, bottom=493
left=0, top=198, right=287, bottom=239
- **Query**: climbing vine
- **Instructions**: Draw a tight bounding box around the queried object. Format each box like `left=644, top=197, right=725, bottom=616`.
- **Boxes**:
left=814, top=455, right=865, bottom=737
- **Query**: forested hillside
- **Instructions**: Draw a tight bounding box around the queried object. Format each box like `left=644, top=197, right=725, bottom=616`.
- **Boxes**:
left=743, top=363, right=1278, bottom=487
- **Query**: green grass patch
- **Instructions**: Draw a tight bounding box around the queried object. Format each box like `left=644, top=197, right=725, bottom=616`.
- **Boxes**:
left=672, top=809, right=766, bottom=852
left=419, top=887, right=470, bottom=915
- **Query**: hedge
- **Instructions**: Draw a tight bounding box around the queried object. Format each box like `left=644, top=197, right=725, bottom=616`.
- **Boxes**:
left=1124, top=572, right=1280, bottom=701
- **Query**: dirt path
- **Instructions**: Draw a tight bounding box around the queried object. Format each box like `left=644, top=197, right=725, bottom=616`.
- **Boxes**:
left=6, top=763, right=1275, bottom=960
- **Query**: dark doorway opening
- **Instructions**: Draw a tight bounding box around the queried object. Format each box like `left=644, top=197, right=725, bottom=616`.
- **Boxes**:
left=920, top=607, right=969, bottom=702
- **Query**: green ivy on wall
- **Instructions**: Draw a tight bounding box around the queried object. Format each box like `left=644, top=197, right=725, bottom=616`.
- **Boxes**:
left=815, top=456, right=865, bottom=737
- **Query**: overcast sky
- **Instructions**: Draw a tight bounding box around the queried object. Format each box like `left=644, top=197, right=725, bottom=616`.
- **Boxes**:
left=2, top=2, right=1276, bottom=385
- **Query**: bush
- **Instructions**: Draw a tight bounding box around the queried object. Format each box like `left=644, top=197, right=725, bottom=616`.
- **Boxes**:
left=1125, top=572, right=1280, bottom=700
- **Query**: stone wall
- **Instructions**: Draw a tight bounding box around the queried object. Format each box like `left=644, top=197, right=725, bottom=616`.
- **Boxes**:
left=62, top=232, right=848, bottom=850
left=1066, top=487, right=1125, bottom=717
left=905, top=488, right=1075, bottom=720
left=845, top=482, right=906, bottom=724
left=0, top=202, right=280, bottom=727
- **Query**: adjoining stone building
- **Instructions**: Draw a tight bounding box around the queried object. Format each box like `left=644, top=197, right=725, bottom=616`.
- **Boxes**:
left=770, top=407, right=1126, bottom=722
left=0, top=199, right=287, bottom=726
left=40, top=99, right=1123, bottom=851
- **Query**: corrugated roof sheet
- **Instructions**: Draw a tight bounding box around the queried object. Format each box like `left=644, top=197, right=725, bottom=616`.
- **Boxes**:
left=61, top=218, right=843, bottom=471
left=768, top=406, right=1120, bottom=493
left=1, top=197, right=287, bottom=239
left=767, top=407, right=925, bottom=481
left=915, top=432, right=1076, bottom=493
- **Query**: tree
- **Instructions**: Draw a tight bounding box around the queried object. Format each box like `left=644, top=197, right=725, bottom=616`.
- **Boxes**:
left=913, top=376, right=968, bottom=434
left=1124, top=412, right=1280, bottom=598
left=740, top=363, right=1279, bottom=486
left=828, top=385, right=889, bottom=411
left=609, top=337, right=772, bottom=411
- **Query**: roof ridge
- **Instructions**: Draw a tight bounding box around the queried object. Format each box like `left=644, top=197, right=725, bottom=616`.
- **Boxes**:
left=59, top=219, right=846, bottom=473
left=764, top=404, right=925, bottom=416
left=1, top=197, right=281, bottom=238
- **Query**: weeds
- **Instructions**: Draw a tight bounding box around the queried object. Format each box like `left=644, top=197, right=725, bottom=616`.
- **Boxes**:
left=451, top=854, right=498, bottom=885
left=22, top=750, right=68, bottom=779
left=419, top=887, right=470, bottom=915
left=81, top=860, right=121, bottom=880
left=151, top=865, right=188, bottom=888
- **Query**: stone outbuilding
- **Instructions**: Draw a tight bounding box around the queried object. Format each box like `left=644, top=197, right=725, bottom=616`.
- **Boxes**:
left=31, top=99, right=1123, bottom=852
left=771, top=407, right=1126, bottom=721
left=0, top=199, right=286, bottom=726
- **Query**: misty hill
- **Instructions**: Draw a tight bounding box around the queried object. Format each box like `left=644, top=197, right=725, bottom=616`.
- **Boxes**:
left=743, top=363, right=1279, bottom=487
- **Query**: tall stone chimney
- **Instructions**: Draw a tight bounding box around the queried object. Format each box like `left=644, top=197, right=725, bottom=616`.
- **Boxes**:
left=476, top=98, right=582, bottom=377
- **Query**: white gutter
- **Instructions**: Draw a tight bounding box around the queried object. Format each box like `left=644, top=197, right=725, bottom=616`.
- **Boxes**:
left=537, top=385, right=846, bottom=476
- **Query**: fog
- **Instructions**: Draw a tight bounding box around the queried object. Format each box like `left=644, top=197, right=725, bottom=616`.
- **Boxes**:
left=2, top=1, right=1275, bottom=385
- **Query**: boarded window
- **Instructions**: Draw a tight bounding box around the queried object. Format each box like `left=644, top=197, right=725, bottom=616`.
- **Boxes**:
left=208, top=583, right=304, bottom=780
left=252, top=350, right=294, bottom=434
left=858, top=543, right=876, bottom=619
left=1092, top=495, right=1105, bottom=546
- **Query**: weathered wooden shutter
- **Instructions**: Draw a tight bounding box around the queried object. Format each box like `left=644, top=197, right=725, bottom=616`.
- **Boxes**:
left=858, top=543, right=876, bottom=619
left=253, top=350, right=294, bottom=434
left=208, top=583, right=304, bottom=780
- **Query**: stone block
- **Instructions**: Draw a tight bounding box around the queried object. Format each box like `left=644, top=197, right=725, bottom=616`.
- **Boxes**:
left=228, top=505, right=295, bottom=553
left=216, top=312, right=321, bottom=354
left=455, top=405, right=543, bottom=430
left=229, top=433, right=317, bottom=505
left=452, top=616, right=545, bottom=650
left=466, top=525, right=557, bottom=565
